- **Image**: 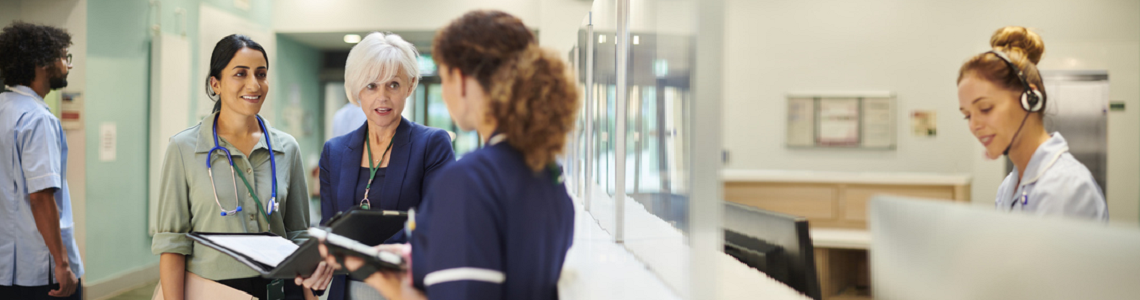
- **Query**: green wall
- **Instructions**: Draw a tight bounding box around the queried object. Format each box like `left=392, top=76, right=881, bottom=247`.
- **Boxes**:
left=273, top=34, right=324, bottom=165
left=85, top=0, right=156, bottom=284
left=83, top=0, right=276, bottom=284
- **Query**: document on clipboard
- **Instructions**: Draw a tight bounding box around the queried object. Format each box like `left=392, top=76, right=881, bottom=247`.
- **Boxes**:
left=189, top=209, right=409, bottom=279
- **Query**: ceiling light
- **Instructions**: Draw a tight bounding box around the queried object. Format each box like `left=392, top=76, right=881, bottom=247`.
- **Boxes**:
left=344, top=34, right=362, bottom=44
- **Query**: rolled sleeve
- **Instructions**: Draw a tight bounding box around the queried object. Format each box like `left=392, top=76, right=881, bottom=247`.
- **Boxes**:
left=16, top=114, right=62, bottom=194
left=152, top=232, right=193, bottom=255
left=151, top=142, right=194, bottom=255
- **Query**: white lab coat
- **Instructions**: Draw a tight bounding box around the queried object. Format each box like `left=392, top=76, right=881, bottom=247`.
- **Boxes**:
left=995, top=132, right=1108, bottom=221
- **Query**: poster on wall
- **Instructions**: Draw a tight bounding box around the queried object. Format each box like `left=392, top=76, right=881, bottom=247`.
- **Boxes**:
left=862, top=97, right=894, bottom=147
left=786, top=97, right=815, bottom=147
left=817, top=98, right=859, bottom=146
left=911, top=110, right=937, bottom=137
left=60, top=92, right=83, bottom=130
left=785, top=93, right=896, bottom=149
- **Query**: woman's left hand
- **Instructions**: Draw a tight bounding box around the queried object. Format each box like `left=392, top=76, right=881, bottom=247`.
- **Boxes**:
left=294, top=261, right=335, bottom=291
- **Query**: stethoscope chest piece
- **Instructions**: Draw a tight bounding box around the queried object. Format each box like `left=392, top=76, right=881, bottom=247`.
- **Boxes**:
left=207, top=114, right=280, bottom=219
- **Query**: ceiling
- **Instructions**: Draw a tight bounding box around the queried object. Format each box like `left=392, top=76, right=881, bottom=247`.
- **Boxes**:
left=279, top=30, right=437, bottom=52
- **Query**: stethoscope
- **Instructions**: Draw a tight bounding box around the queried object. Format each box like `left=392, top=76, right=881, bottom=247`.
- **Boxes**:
left=207, top=114, right=278, bottom=218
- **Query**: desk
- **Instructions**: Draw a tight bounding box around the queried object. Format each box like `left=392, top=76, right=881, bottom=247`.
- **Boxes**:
left=560, top=193, right=810, bottom=300
left=811, top=229, right=872, bottom=300
left=724, top=170, right=971, bottom=300
left=724, top=170, right=971, bottom=229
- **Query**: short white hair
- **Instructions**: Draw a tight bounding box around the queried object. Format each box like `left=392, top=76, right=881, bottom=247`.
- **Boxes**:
left=344, top=32, right=421, bottom=105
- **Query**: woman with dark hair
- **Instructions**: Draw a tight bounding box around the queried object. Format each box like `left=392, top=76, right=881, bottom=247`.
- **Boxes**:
left=957, top=26, right=1107, bottom=220
left=318, top=10, right=580, bottom=300
left=150, top=34, right=333, bottom=300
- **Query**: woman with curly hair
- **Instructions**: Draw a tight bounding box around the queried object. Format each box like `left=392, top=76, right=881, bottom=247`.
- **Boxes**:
left=318, top=10, right=580, bottom=300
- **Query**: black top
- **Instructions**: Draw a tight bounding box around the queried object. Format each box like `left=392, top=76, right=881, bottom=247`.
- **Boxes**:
left=352, top=167, right=387, bottom=207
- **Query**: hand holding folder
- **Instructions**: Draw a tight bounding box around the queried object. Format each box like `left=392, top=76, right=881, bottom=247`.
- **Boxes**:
left=188, top=209, right=409, bottom=279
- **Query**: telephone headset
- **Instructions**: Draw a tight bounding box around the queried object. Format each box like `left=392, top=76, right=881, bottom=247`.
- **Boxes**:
left=984, top=50, right=1044, bottom=156
left=987, top=50, right=1048, bottom=210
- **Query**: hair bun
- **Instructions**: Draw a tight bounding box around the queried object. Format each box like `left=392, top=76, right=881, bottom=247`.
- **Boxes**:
left=990, top=26, right=1045, bottom=64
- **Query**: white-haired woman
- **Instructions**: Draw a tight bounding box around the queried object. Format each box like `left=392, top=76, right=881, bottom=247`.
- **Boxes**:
left=312, top=32, right=455, bottom=300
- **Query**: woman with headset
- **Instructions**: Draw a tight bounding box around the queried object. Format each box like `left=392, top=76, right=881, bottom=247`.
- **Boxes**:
left=315, top=10, right=579, bottom=300
left=150, top=34, right=333, bottom=300
left=957, top=26, right=1107, bottom=220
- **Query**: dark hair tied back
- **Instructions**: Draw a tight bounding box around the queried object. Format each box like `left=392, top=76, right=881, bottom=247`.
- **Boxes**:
left=206, top=34, right=268, bottom=113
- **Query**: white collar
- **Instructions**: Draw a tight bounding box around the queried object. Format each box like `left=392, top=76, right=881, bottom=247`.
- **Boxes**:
left=5, top=85, right=42, bottom=100
left=488, top=133, right=507, bottom=146
left=1015, top=132, right=1070, bottom=187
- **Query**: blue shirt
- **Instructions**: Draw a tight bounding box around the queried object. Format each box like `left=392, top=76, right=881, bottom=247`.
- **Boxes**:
left=411, top=139, right=575, bottom=300
left=331, top=103, right=367, bottom=139
left=0, top=86, right=84, bottom=286
left=996, top=132, right=1108, bottom=221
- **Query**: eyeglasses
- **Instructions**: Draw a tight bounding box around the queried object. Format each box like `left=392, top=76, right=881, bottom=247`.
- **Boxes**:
left=62, top=53, right=72, bottom=65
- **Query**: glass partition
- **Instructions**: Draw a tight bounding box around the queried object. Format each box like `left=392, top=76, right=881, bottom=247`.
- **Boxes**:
left=567, top=0, right=701, bottom=295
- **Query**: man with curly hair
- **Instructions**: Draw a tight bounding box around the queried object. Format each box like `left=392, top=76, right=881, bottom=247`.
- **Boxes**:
left=0, top=21, right=84, bottom=299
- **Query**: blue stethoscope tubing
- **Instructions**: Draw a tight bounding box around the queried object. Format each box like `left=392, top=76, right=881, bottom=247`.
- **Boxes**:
left=206, top=114, right=278, bottom=217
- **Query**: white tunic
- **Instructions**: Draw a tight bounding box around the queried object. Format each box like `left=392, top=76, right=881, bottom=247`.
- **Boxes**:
left=995, top=132, right=1108, bottom=221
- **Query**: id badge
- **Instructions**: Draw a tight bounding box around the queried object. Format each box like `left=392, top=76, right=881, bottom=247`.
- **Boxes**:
left=266, top=279, right=285, bottom=300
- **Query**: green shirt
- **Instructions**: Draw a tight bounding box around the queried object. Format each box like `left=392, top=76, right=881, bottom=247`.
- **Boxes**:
left=150, top=113, right=311, bottom=280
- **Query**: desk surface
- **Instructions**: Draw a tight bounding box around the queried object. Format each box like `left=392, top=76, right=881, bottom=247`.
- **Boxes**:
left=723, top=169, right=972, bottom=186
left=560, top=192, right=810, bottom=300
left=811, top=228, right=872, bottom=250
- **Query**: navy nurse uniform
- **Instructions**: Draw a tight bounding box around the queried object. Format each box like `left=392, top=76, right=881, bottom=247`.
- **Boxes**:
left=319, top=117, right=455, bottom=300
left=411, top=136, right=575, bottom=300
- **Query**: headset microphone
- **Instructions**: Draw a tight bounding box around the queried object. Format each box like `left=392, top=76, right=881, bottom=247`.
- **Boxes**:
left=986, top=50, right=1044, bottom=156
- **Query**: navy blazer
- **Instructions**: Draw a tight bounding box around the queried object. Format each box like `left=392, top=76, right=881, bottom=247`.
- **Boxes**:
left=319, top=118, right=454, bottom=300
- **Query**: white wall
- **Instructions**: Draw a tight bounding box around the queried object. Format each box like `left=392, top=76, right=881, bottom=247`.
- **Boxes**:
left=538, top=0, right=592, bottom=53
left=722, top=0, right=1140, bottom=225
left=272, top=0, right=541, bottom=33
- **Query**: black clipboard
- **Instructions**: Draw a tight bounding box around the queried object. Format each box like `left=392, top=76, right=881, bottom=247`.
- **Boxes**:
left=189, top=209, right=408, bottom=279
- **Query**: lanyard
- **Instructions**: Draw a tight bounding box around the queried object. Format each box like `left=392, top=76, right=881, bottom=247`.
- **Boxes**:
left=361, top=129, right=395, bottom=210
left=207, top=114, right=278, bottom=224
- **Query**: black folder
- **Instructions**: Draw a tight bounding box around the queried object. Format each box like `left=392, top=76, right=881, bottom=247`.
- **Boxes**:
left=189, top=209, right=408, bottom=279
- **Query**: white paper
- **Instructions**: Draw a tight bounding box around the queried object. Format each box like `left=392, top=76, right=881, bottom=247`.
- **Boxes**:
left=786, top=98, right=815, bottom=147
left=205, top=235, right=299, bottom=267
left=817, top=98, right=859, bottom=146
left=99, top=123, right=116, bottom=161
left=862, top=98, right=894, bottom=147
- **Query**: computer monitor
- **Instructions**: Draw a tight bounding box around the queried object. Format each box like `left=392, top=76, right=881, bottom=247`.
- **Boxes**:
left=723, top=202, right=822, bottom=300
left=870, top=196, right=1140, bottom=300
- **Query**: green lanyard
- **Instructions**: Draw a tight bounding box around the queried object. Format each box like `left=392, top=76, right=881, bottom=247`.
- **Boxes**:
left=233, top=161, right=272, bottom=225
left=361, top=131, right=395, bottom=210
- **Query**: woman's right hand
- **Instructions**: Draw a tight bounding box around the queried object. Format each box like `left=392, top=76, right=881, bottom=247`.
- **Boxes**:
left=317, top=243, right=423, bottom=300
